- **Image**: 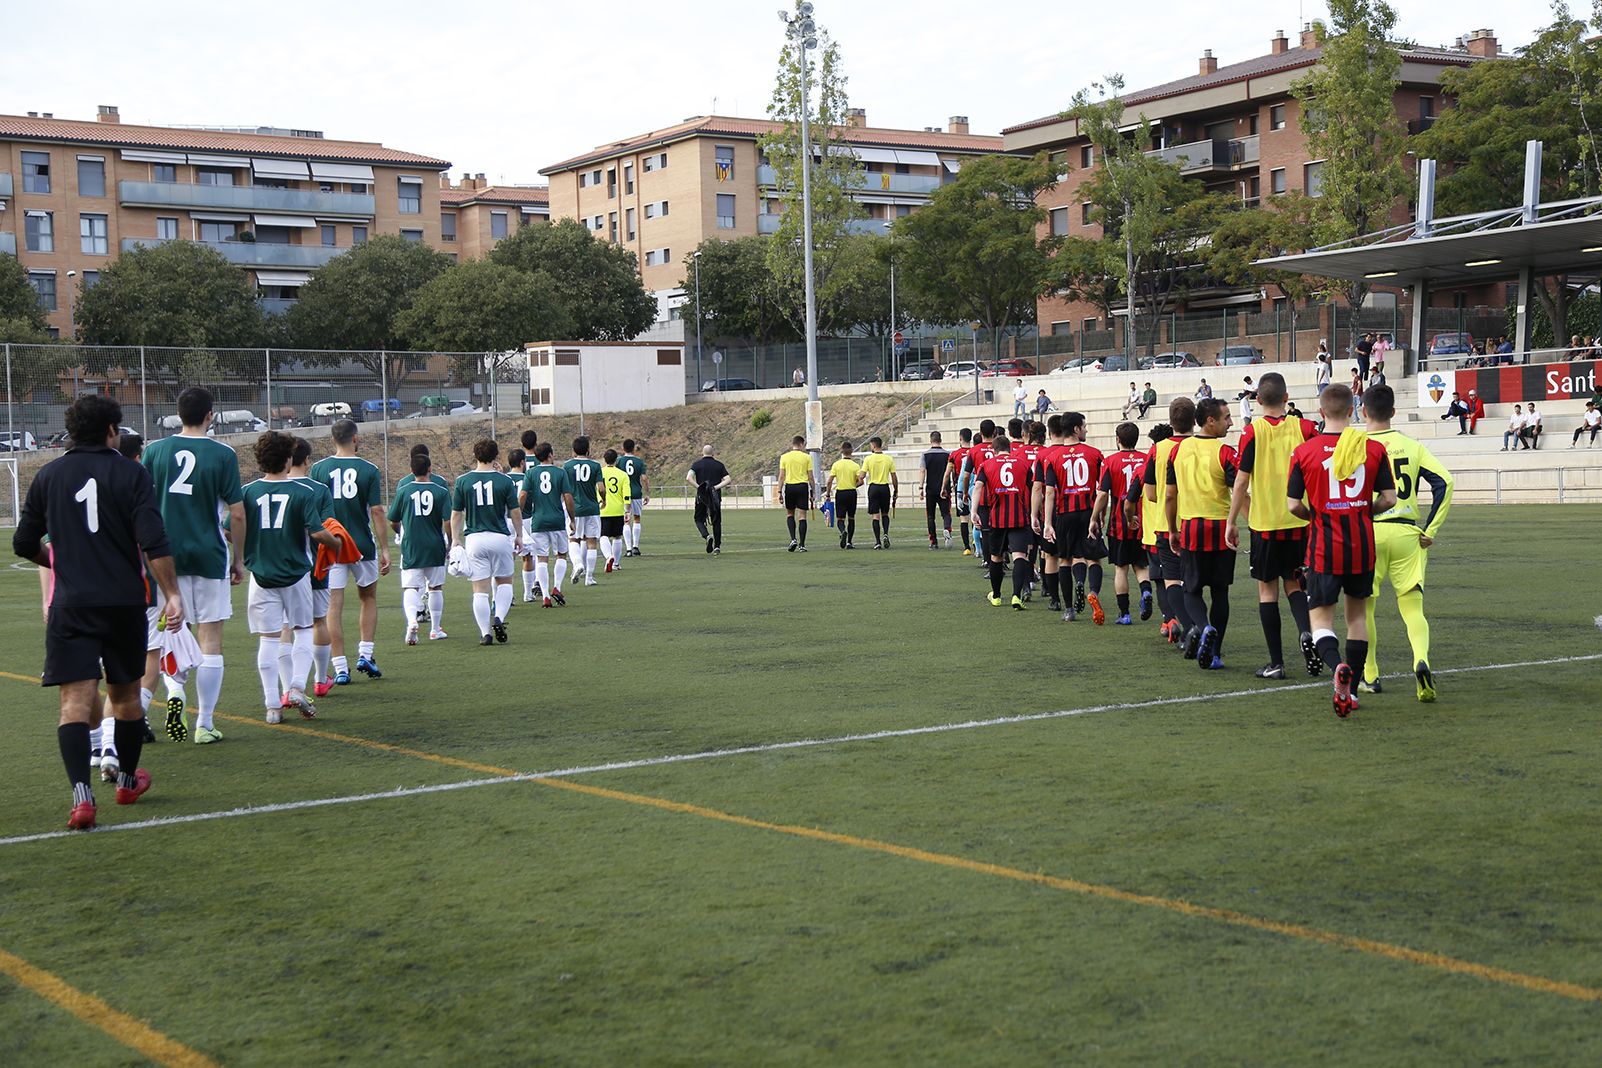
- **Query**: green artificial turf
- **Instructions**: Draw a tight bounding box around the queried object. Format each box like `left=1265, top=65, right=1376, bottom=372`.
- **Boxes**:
left=0, top=505, right=1598, bottom=1066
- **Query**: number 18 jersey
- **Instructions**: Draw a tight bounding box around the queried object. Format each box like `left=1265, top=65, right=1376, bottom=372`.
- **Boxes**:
left=309, top=455, right=383, bottom=559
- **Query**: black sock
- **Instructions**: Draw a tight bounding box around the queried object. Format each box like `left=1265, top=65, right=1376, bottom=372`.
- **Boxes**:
left=1316, top=634, right=1342, bottom=671
left=1012, top=558, right=1029, bottom=598
left=960, top=523, right=971, bottom=550
left=113, top=717, right=145, bottom=783
left=58, top=722, right=92, bottom=796
left=1044, top=572, right=1058, bottom=601
left=1287, top=589, right=1311, bottom=635
left=1154, top=579, right=1170, bottom=620
left=1345, top=639, right=1369, bottom=679
left=1168, top=584, right=1191, bottom=629
left=1071, top=562, right=1087, bottom=587
left=1087, top=563, right=1103, bottom=593
left=989, top=561, right=1004, bottom=598
left=1208, top=586, right=1230, bottom=648
left=1185, top=591, right=1209, bottom=632
left=1116, top=592, right=1130, bottom=614
left=797, top=519, right=807, bottom=546
left=1139, top=579, right=1152, bottom=595
left=847, top=516, right=856, bottom=542
left=872, top=519, right=882, bottom=543
left=882, top=513, right=890, bottom=534
left=787, top=516, right=797, bottom=540
left=1259, top=602, right=1283, bottom=665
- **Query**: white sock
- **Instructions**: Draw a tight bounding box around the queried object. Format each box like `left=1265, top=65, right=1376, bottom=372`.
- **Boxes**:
left=257, top=638, right=282, bottom=708
left=291, top=630, right=314, bottom=692
left=535, top=561, right=550, bottom=596
left=358, top=640, right=375, bottom=660
left=333, top=655, right=349, bottom=675
left=196, top=654, right=224, bottom=730
left=163, top=673, right=184, bottom=700
left=314, top=644, right=332, bottom=684
left=586, top=547, right=598, bottom=575
left=472, top=592, right=493, bottom=636
left=90, top=722, right=104, bottom=754
left=522, top=569, right=536, bottom=597
left=622, top=523, right=635, bottom=552
left=428, top=590, right=443, bottom=632
left=632, top=522, right=641, bottom=550
left=140, top=687, right=154, bottom=715
left=277, top=639, right=294, bottom=694
left=493, top=583, right=514, bottom=621
left=553, top=559, right=568, bottom=592
left=402, top=587, right=420, bottom=626
left=569, top=542, right=583, bottom=570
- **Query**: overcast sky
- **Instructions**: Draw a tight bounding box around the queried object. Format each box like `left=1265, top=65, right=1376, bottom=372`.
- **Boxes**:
left=4, top=1, right=1539, bottom=182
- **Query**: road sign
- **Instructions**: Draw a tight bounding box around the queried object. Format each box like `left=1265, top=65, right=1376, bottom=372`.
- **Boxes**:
left=893, top=330, right=905, bottom=346
left=894, top=342, right=909, bottom=358
left=711, top=350, right=723, bottom=364
left=941, top=338, right=956, bottom=353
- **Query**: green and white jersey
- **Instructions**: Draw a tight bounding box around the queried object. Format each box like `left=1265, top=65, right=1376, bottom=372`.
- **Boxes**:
left=142, top=434, right=243, bottom=579
left=396, top=472, right=450, bottom=493
left=452, top=470, right=518, bottom=535
left=309, top=454, right=383, bottom=559
left=521, top=464, right=571, bottom=532
left=243, top=477, right=329, bottom=588
left=563, top=457, right=603, bottom=517
left=387, top=479, right=452, bottom=570
left=291, top=476, right=335, bottom=590
left=619, top=454, right=647, bottom=498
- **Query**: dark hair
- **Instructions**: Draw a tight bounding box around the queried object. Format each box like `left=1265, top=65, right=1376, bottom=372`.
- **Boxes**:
left=869, top=436, right=883, bottom=449
left=1007, top=417, right=1024, bottom=439
left=1167, top=396, right=1197, bottom=434
left=1062, top=411, right=1086, bottom=438
left=1196, top=397, right=1230, bottom=427
left=840, top=440, right=853, bottom=453
left=331, top=419, right=358, bottom=446
left=603, top=448, right=619, bottom=464
left=1115, top=421, right=1139, bottom=449
left=978, top=419, right=996, bottom=438
left=473, top=438, right=499, bottom=464
left=792, top=436, right=805, bottom=447
left=411, top=453, right=431, bottom=478
left=1029, top=423, right=1046, bottom=445
left=572, top=435, right=590, bottom=456
left=116, top=431, right=144, bottom=460
left=991, top=434, right=1010, bottom=452
left=929, top=431, right=942, bottom=444
left=959, top=427, right=972, bottom=443
left=254, top=431, right=295, bottom=474
left=622, top=438, right=636, bottom=452
left=521, top=430, right=538, bottom=450
left=1255, top=372, right=1287, bottom=407
left=290, top=435, right=312, bottom=468
left=410, top=443, right=430, bottom=457
left=1149, top=423, right=1173, bottom=443
left=534, top=442, right=553, bottom=462
left=1365, top=384, right=1396, bottom=421
left=505, top=448, right=526, bottom=470
left=1046, top=413, right=1064, bottom=437
left=66, top=395, right=124, bottom=447
left=176, top=387, right=214, bottom=429
left=1321, top=383, right=1354, bottom=418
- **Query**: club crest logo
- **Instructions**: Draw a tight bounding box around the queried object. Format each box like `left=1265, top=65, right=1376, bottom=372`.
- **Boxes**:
left=1426, top=373, right=1447, bottom=404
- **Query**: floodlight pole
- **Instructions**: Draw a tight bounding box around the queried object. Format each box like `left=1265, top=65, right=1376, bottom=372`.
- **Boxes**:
left=785, top=4, right=823, bottom=483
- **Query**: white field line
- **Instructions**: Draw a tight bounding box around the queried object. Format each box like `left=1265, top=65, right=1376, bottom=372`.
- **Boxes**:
left=4, top=651, right=1597, bottom=848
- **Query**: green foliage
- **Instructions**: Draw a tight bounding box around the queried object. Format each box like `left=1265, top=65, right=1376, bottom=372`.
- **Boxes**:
left=489, top=219, right=656, bottom=341
left=1506, top=294, right=1600, bottom=349
left=285, top=235, right=453, bottom=352
left=682, top=238, right=797, bottom=345
left=750, top=408, right=773, bottom=430
left=1211, top=196, right=1326, bottom=360
left=394, top=260, right=574, bottom=381
left=0, top=254, right=50, bottom=342
left=895, top=155, right=1057, bottom=356
left=75, top=239, right=263, bottom=348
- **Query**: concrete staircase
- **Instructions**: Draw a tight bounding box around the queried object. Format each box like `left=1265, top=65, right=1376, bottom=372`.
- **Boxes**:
left=876, top=364, right=1602, bottom=504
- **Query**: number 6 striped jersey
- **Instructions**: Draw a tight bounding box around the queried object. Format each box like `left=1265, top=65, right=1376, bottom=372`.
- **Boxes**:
left=975, top=447, right=1035, bottom=529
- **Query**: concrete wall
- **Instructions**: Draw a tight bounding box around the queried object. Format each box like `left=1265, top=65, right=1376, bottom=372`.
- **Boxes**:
left=527, top=342, right=686, bottom=416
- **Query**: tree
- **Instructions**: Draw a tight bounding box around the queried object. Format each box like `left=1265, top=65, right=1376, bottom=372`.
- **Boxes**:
left=393, top=260, right=574, bottom=381
left=0, top=253, right=51, bottom=344
left=1415, top=9, right=1602, bottom=343
left=758, top=2, right=867, bottom=333
left=896, top=154, right=1057, bottom=357
left=284, top=234, right=453, bottom=386
left=681, top=238, right=797, bottom=347
left=1211, top=195, right=1327, bottom=362
left=1291, top=0, right=1409, bottom=360
left=489, top=219, right=656, bottom=341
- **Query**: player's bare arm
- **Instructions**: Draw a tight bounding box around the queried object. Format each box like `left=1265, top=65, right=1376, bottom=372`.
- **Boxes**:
left=228, top=500, right=247, bottom=585
left=369, top=503, right=391, bottom=575
left=1089, top=489, right=1108, bottom=541
left=509, top=508, right=524, bottom=553
left=147, top=553, right=185, bottom=631
left=1286, top=496, right=1311, bottom=521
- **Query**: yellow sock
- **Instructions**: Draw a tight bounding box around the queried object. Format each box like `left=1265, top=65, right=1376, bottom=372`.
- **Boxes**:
left=1397, top=588, right=1430, bottom=668
left=1363, top=593, right=1380, bottom=683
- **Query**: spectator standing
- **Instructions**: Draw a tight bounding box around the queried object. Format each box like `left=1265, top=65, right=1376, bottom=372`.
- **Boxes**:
left=1013, top=379, right=1029, bottom=417
left=1355, top=332, right=1375, bottom=381
left=1237, top=377, right=1256, bottom=424
left=793, top=366, right=805, bottom=388
left=1372, top=334, right=1390, bottom=378
left=1349, top=369, right=1364, bottom=422
left=1139, top=383, right=1158, bottom=418
left=1195, top=378, right=1213, bottom=401
left=1314, top=353, right=1331, bottom=395
left=1501, top=405, right=1529, bottom=451
left=1570, top=401, right=1602, bottom=447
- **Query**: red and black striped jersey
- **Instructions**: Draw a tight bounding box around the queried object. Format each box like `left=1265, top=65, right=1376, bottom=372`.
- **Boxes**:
left=966, top=442, right=994, bottom=484
left=976, top=450, right=1034, bottom=529
left=948, top=447, right=968, bottom=489
left=1044, top=443, right=1104, bottom=513
left=1287, top=433, right=1396, bottom=574
left=1099, top=449, right=1146, bottom=540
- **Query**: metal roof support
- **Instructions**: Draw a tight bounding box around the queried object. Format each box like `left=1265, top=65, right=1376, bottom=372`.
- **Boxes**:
left=1416, top=158, right=1436, bottom=239
left=1514, top=141, right=1543, bottom=357
left=1522, top=140, right=1542, bottom=225
left=1408, top=278, right=1430, bottom=374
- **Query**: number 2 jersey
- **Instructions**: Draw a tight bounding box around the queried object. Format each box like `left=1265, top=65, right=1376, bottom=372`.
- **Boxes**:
left=1287, top=432, right=1396, bottom=574
left=141, top=435, right=243, bottom=580
left=975, top=449, right=1035, bottom=529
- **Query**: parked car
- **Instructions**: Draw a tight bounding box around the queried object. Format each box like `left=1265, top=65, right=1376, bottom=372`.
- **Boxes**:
left=942, top=361, right=987, bottom=379
left=898, top=361, right=943, bottom=381
left=700, top=378, right=758, bottom=392
left=43, top=430, right=71, bottom=449
left=213, top=410, right=266, bottom=435
left=1139, top=351, right=1204, bottom=370
left=1428, top=332, right=1476, bottom=356
left=1097, top=354, right=1131, bottom=372
left=0, top=430, right=39, bottom=452
left=980, top=358, right=1040, bottom=378
left=1214, top=346, right=1264, bottom=366
left=1052, top=356, right=1102, bottom=374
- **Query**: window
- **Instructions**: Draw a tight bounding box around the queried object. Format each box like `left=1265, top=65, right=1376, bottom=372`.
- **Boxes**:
left=1248, top=114, right=1259, bottom=135
left=253, top=177, right=289, bottom=190
left=578, top=172, right=589, bottom=188
left=79, top=213, right=108, bottom=255
left=896, top=205, right=911, bottom=218
left=607, top=212, right=618, bottom=242
left=441, top=212, right=457, bottom=242
left=1303, top=161, right=1325, bottom=197
left=1080, top=145, right=1094, bottom=168
left=1049, top=207, right=1069, bottom=236
left=1049, top=321, right=1070, bottom=336
left=1081, top=317, right=1099, bottom=333
left=28, top=271, right=56, bottom=311
left=24, top=211, right=53, bottom=252
left=591, top=169, right=602, bottom=186
left=321, top=223, right=337, bottom=247
left=643, top=152, right=667, bottom=172
left=255, top=226, right=291, bottom=245
left=644, top=200, right=669, bottom=219
left=606, top=168, right=616, bottom=198
left=589, top=214, right=605, bottom=231
left=1419, top=96, right=1435, bottom=119
left=21, top=151, right=50, bottom=193
left=398, top=178, right=421, bottom=214
left=152, top=163, right=177, bottom=183
left=625, top=207, right=636, bottom=240
left=400, top=229, right=423, bottom=242
left=352, top=225, right=368, bottom=245
left=716, top=193, right=736, bottom=229
left=624, top=163, right=634, bottom=194
left=319, top=182, right=335, bottom=193
left=894, top=163, right=910, bottom=175
left=82, top=270, right=99, bottom=289
left=196, top=167, right=235, bottom=186
left=1270, top=167, right=1287, bottom=194
left=715, top=144, right=734, bottom=180
left=643, top=248, right=672, bottom=266
left=1270, top=104, right=1287, bottom=131
left=1081, top=202, right=1093, bottom=226
left=491, top=211, right=508, bottom=240
left=200, top=221, right=237, bottom=243
left=77, top=157, right=106, bottom=197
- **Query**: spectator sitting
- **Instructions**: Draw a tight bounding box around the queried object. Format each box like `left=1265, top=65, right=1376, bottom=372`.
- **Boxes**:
left=1496, top=336, right=1515, bottom=363
left=1466, top=390, right=1484, bottom=433
left=1502, top=404, right=1529, bottom=451
left=1194, top=378, right=1213, bottom=400
left=1442, top=391, right=1469, bottom=434
left=1286, top=400, right=1304, bottom=419
left=1121, top=382, right=1139, bottom=417
left=1571, top=401, right=1601, bottom=447
left=1138, top=382, right=1157, bottom=418
left=1523, top=402, right=1543, bottom=449
left=1034, top=389, right=1051, bottom=416
left=1567, top=335, right=1586, bottom=360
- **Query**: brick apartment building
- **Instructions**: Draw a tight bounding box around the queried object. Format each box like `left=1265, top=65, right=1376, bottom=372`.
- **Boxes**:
left=540, top=111, right=1007, bottom=307
left=1003, top=26, right=1505, bottom=337
left=0, top=106, right=453, bottom=335
left=438, top=174, right=550, bottom=260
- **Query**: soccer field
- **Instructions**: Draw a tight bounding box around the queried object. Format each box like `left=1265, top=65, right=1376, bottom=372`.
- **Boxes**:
left=1, top=505, right=1599, bottom=1066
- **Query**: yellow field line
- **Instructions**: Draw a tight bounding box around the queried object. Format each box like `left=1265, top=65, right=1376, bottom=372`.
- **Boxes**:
left=211, top=713, right=519, bottom=777
left=0, top=947, right=219, bottom=1067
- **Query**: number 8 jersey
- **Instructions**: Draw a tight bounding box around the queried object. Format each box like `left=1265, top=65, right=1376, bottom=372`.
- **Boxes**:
left=1287, top=432, right=1396, bottom=575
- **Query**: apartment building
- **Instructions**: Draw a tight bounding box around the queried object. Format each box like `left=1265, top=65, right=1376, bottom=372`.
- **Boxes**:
left=438, top=174, right=550, bottom=260
left=0, top=106, right=450, bottom=334
left=1003, top=26, right=1505, bottom=334
left=540, top=111, right=1007, bottom=302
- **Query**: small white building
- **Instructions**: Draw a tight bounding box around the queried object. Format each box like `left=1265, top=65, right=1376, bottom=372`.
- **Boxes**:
left=525, top=341, right=685, bottom=416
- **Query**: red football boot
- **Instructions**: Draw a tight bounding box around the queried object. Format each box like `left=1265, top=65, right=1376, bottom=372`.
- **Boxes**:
left=67, top=800, right=96, bottom=830
left=115, top=768, right=152, bottom=805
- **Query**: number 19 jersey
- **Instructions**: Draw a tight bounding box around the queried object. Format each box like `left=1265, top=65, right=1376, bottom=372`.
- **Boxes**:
left=387, top=480, right=452, bottom=570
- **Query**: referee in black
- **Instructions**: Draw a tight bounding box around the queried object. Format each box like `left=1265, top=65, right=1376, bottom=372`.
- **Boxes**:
left=686, top=445, right=732, bottom=554
left=13, top=395, right=183, bottom=831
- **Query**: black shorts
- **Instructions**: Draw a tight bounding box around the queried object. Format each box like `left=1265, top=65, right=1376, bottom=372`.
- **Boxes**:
left=601, top=516, right=626, bottom=538
left=1249, top=530, right=1307, bottom=583
left=43, top=604, right=148, bottom=687
left=783, top=483, right=811, bottom=512
left=1107, top=536, right=1145, bottom=567
left=835, top=489, right=858, bottom=516
left=985, top=526, right=1035, bottom=557
left=974, top=505, right=990, bottom=532
left=1156, top=538, right=1184, bottom=581
left=1048, top=510, right=1090, bottom=559
left=867, top=484, right=892, bottom=515
left=1305, top=569, right=1375, bottom=608
left=1181, top=548, right=1237, bottom=593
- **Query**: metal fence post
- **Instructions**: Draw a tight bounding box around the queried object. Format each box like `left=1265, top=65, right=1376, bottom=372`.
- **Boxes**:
left=4, top=344, right=13, bottom=453
left=139, top=346, right=148, bottom=439
left=1557, top=466, right=1565, bottom=503
left=264, top=347, right=273, bottom=429
left=488, top=352, right=497, bottom=443
left=380, top=349, right=390, bottom=494
left=1495, top=469, right=1502, bottom=505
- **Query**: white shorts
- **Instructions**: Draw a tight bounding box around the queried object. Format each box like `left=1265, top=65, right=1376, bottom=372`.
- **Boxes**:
left=327, top=559, right=380, bottom=590
left=177, top=574, right=232, bottom=624
left=519, top=518, right=535, bottom=541
left=312, top=587, right=330, bottom=620
left=401, top=566, right=446, bottom=590
left=465, top=531, right=515, bottom=581
left=146, top=606, right=162, bottom=652
left=627, top=500, right=643, bottom=517
left=531, top=529, right=568, bottom=557
left=248, top=575, right=313, bottom=634
left=571, top=515, right=600, bottom=540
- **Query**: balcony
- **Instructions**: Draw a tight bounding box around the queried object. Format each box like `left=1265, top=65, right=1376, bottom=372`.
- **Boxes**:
left=757, top=213, right=781, bottom=235
left=0, top=232, right=14, bottom=256
left=0, top=172, right=12, bottom=198
left=1146, top=138, right=1231, bottom=174
left=259, top=297, right=298, bottom=317
left=1230, top=135, right=1259, bottom=166
left=1407, top=115, right=1437, bottom=135
left=757, top=214, right=893, bottom=236
left=757, top=164, right=940, bottom=196
left=118, top=180, right=375, bottom=218
left=121, top=236, right=345, bottom=268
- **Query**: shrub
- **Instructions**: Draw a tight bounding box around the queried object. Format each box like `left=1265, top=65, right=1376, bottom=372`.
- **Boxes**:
left=750, top=408, right=773, bottom=430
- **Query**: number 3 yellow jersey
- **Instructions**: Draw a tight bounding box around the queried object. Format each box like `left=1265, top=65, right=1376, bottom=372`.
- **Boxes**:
left=600, top=465, right=631, bottom=518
